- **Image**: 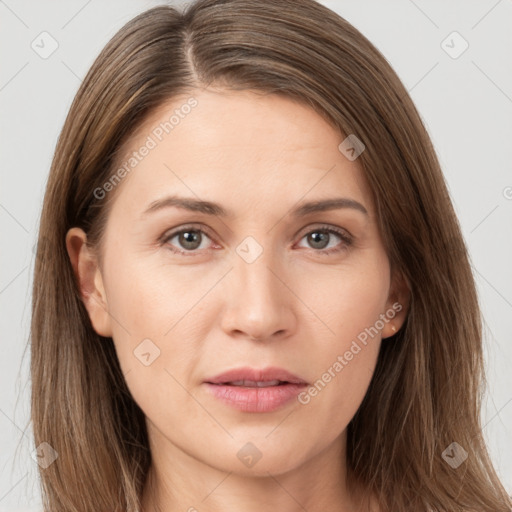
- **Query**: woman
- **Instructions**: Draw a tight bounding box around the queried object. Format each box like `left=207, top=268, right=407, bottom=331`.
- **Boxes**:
left=31, top=0, right=512, bottom=510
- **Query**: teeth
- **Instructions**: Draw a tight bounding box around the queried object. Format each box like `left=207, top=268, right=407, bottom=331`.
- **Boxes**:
left=227, top=379, right=282, bottom=387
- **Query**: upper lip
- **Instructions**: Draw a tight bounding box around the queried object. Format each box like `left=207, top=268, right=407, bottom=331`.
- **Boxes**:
left=204, top=366, right=308, bottom=385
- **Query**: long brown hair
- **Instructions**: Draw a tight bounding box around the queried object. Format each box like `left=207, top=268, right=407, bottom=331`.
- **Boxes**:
left=30, top=1, right=512, bottom=511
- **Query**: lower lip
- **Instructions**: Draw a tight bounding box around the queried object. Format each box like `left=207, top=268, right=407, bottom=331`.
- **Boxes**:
left=203, top=382, right=307, bottom=413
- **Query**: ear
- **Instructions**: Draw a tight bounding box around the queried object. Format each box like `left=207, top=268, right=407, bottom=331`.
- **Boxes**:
left=65, top=227, right=113, bottom=337
left=382, top=270, right=411, bottom=339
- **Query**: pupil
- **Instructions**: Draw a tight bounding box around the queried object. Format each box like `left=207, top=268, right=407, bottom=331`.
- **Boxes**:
left=180, top=231, right=201, bottom=250
left=309, top=231, right=329, bottom=249
left=176, top=230, right=331, bottom=251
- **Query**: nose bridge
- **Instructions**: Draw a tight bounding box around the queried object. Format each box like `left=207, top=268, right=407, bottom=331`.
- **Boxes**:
left=234, top=232, right=280, bottom=289
left=239, top=249, right=280, bottom=298
left=220, top=239, right=295, bottom=340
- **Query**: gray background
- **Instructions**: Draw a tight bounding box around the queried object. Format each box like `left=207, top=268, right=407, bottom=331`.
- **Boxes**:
left=1, top=0, right=511, bottom=509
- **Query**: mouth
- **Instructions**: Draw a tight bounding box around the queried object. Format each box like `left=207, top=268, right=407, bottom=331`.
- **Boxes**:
left=204, top=366, right=308, bottom=386
left=209, top=379, right=296, bottom=387
left=203, top=367, right=308, bottom=413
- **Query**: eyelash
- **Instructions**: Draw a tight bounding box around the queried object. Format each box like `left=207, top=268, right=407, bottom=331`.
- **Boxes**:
left=160, top=224, right=353, bottom=257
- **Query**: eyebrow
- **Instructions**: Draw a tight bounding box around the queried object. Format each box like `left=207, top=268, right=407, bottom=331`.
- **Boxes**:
left=141, top=195, right=368, bottom=218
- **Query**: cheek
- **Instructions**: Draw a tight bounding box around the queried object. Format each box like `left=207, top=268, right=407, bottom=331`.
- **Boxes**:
left=102, top=254, right=218, bottom=397
left=298, top=248, right=390, bottom=343
left=293, top=253, right=389, bottom=423
left=104, top=253, right=213, bottom=336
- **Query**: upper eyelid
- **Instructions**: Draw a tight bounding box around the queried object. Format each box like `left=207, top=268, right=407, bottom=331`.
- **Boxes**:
left=161, top=223, right=216, bottom=242
left=161, top=223, right=352, bottom=246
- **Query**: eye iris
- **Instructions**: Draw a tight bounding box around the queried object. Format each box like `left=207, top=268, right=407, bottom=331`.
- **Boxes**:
left=171, top=229, right=339, bottom=252
left=179, top=230, right=202, bottom=250
left=308, top=231, right=330, bottom=249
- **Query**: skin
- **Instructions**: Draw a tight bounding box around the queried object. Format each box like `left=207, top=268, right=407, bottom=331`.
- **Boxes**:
left=66, top=88, right=410, bottom=512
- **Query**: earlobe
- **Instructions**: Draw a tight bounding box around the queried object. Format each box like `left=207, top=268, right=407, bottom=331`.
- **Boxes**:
left=65, top=227, right=113, bottom=337
left=382, top=271, right=411, bottom=339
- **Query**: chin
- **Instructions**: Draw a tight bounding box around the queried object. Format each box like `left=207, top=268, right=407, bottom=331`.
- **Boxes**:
left=202, top=439, right=309, bottom=477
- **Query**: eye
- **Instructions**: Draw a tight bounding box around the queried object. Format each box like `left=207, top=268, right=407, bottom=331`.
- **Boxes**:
left=161, top=225, right=216, bottom=255
left=160, top=223, right=353, bottom=256
left=296, top=225, right=353, bottom=255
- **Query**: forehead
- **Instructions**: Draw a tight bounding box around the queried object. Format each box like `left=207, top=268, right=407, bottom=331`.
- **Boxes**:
left=108, top=88, right=373, bottom=218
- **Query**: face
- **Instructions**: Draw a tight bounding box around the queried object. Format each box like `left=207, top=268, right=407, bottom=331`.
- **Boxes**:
left=67, top=88, right=408, bottom=478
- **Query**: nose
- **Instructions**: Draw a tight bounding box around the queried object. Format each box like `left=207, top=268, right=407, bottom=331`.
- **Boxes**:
left=219, top=248, right=297, bottom=342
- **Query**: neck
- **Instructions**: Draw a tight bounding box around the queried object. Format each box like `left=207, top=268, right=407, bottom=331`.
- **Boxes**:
left=140, top=427, right=372, bottom=512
